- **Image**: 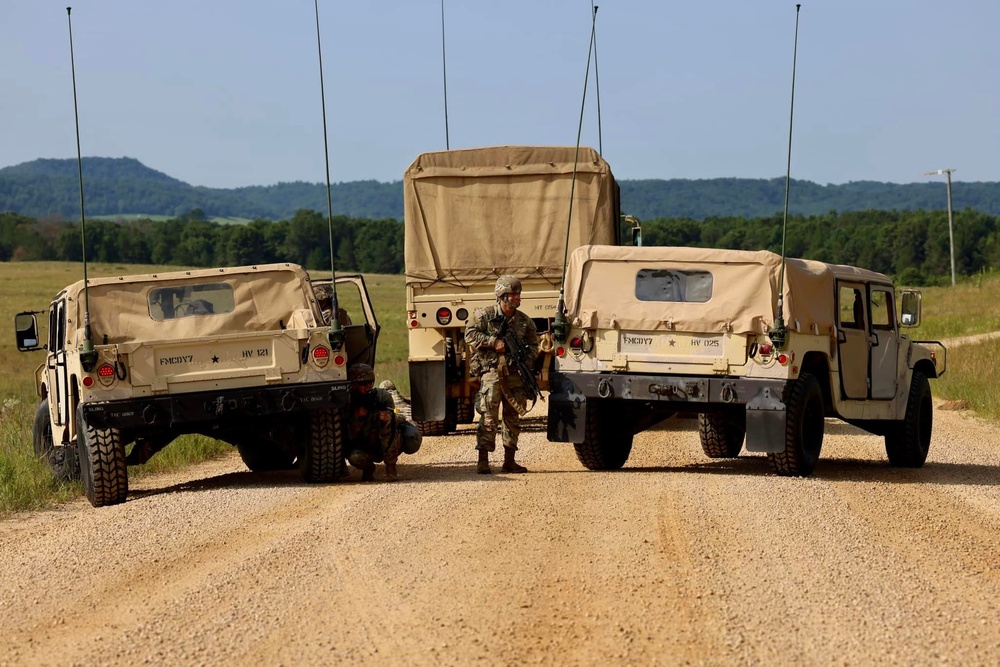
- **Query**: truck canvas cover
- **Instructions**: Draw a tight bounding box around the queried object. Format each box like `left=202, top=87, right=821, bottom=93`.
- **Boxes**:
left=562, top=245, right=890, bottom=335
left=403, top=145, right=618, bottom=283
left=59, top=263, right=318, bottom=347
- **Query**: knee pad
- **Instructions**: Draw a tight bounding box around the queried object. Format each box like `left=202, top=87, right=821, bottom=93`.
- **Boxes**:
left=348, top=450, right=373, bottom=469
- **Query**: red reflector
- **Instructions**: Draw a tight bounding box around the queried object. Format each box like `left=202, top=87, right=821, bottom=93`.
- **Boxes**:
left=97, top=364, right=115, bottom=378
left=82, top=376, right=94, bottom=387
left=556, top=347, right=566, bottom=357
left=334, top=355, right=346, bottom=366
left=777, top=354, right=788, bottom=364
left=313, top=346, right=329, bottom=359
left=409, top=319, right=419, bottom=328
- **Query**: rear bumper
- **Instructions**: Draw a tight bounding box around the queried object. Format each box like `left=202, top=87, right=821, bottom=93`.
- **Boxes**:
left=80, top=380, right=350, bottom=431
left=548, top=371, right=791, bottom=453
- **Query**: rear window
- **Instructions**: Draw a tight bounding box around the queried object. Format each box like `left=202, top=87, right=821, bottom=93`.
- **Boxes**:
left=635, top=269, right=713, bottom=303
left=149, top=282, right=235, bottom=321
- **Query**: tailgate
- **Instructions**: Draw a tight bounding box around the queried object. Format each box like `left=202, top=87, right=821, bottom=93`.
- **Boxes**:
left=600, top=331, right=748, bottom=370
left=127, top=331, right=305, bottom=391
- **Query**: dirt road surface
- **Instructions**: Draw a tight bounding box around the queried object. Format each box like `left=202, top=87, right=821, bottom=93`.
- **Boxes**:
left=1, top=399, right=997, bottom=666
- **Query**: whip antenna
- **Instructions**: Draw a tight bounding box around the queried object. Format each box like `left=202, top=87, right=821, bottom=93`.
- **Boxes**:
left=440, top=0, right=450, bottom=149
left=66, top=7, right=97, bottom=372
left=769, top=3, right=802, bottom=352
left=553, top=6, right=598, bottom=344
left=591, top=3, right=602, bottom=156
left=313, top=0, right=344, bottom=351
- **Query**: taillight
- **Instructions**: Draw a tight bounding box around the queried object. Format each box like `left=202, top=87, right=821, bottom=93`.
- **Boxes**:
left=436, top=308, right=452, bottom=326
left=759, top=343, right=773, bottom=356
left=312, top=346, right=330, bottom=368
left=456, top=307, right=469, bottom=321
left=569, top=336, right=583, bottom=351
left=97, top=363, right=116, bottom=387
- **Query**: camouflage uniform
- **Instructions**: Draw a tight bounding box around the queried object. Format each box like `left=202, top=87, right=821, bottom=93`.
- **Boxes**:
left=346, top=364, right=421, bottom=481
left=465, top=276, right=539, bottom=473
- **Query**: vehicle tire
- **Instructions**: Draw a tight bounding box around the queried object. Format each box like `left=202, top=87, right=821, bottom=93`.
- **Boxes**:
left=573, top=400, right=633, bottom=470
left=416, top=397, right=459, bottom=435
left=300, top=407, right=345, bottom=483
left=698, top=412, right=746, bottom=458
left=76, top=404, right=128, bottom=507
left=884, top=372, right=932, bottom=467
left=767, top=372, right=825, bottom=477
left=236, top=438, right=296, bottom=472
left=456, top=396, right=475, bottom=424
left=34, top=401, right=80, bottom=481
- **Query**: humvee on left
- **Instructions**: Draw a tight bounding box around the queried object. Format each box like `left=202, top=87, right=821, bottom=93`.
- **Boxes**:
left=15, top=263, right=379, bottom=507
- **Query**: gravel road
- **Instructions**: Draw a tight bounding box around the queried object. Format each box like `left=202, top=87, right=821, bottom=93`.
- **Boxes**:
left=1, top=399, right=997, bottom=666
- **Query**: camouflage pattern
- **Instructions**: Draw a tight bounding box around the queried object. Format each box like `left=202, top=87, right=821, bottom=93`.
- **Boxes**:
left=465, top=304, right=540, bottom=452
left=346, top=386, right=402, bottom=467
left=494, top=274, right=523, bottom=300
left=314, top=283, right=351, bottom=326
left=348, top=363, right=376, bottom=384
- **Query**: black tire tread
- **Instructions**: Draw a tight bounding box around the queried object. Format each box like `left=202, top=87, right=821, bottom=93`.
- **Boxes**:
left=885, top=372, right=932, bottom=467
left=698, top=413, right=745, bottom=458
left=301, top=407, right=345, bottom=483
left=573, top=400, right=633, bottom=470
left=767, top=372, right=824, bottom=477
left=78, top=406, right=128, bottom=507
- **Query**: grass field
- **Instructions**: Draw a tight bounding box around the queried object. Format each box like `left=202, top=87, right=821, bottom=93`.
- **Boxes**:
left=1, top=261, right=997, bottom=514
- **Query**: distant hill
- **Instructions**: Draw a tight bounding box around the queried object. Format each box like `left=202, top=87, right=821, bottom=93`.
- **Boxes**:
left=3, top=157, right=1000, bottom=221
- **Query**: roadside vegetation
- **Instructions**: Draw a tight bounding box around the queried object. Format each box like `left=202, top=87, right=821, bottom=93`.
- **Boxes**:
left=0, top=262, right=996, bottom=515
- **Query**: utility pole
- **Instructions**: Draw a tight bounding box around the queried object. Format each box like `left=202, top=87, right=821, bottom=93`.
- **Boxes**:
left=922, top=168, right=957, bottom=286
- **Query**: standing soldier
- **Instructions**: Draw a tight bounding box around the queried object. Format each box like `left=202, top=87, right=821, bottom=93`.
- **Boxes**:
left=345, top=363, right=422, bottom=481
left=465, top=275, right=540, bottom=474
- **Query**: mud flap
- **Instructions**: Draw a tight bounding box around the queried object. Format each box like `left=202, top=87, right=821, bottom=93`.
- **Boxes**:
left=547, top=374, right=587, bottom=443
left=745, top=385, right=787, bottom=453
left=409, top=360, right=446, bottom=421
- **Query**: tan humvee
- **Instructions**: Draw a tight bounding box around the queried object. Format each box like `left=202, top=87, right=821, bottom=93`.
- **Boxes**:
left=15, top=263, right=379, bottom=506
left=404, top=145, right=631, bottom=434
left=547, top=245, right=947, bottom=476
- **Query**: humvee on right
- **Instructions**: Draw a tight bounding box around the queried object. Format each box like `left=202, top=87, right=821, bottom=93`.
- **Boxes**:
left=547, top=245, right=947, bottom=476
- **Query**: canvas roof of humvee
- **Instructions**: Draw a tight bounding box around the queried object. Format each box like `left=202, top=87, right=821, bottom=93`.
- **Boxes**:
left=403, top=145, right=618, bottom=284
left=564, top=245, right=891, bottom=335
left=57, top=263, right=320, bottom=346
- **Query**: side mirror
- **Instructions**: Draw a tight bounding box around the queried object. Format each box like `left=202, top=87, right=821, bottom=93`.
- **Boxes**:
left=15, top=312, right=42, bottom=351
left=899, top=290, right=921, bottom=328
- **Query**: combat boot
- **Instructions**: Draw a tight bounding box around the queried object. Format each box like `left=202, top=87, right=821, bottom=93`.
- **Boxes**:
left=476, top=449, right=491, bottom=475
left=384, top=460, right=398, bottom=481
left=502, top=446, right=527, bottom=473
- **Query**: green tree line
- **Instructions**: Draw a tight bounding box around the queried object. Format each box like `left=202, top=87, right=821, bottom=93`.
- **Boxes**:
left=2, top=207, right=998, bottom=285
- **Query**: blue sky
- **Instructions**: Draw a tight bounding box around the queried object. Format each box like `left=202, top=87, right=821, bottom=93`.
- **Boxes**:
left=2, top=1, right=997, bottom=188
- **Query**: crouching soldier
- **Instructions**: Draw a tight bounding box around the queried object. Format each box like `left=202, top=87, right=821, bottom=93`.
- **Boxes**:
left=345, top=363, right=422, bottom=481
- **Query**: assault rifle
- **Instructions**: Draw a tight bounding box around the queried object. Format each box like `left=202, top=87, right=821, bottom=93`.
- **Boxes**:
left=497, top=320, right=542, bottom=408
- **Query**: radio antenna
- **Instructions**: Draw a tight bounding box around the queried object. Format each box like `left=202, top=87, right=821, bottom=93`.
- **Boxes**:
left=66, top=7, right=98, bottom=372
left=553, top=5, right=598, bottom=344
left=440, top=0, right=450, bottom=149
left=769, top=3, right=801, bottom=352
left=312, top=0, right=344, bottom=351
left=591, top=3, right=603, bottom=156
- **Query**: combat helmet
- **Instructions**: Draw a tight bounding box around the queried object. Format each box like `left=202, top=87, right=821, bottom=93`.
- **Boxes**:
left=313, top=283, right=332, bottom=303
left=494, top=275, right=522, bottom=300
left=348, top=363, right=375, bottom=385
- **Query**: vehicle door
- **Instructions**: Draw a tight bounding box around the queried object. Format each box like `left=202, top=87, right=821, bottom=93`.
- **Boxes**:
left=332, top=275, right=381, bottom=368
left=868, top=284, right=897, bottom=399
left=47, top=300, right=72, bottom=429
left=836, top=282, right=869, bottom=399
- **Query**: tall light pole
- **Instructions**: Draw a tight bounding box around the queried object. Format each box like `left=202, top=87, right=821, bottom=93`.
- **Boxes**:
left=922, top=168, right=957, bottom=286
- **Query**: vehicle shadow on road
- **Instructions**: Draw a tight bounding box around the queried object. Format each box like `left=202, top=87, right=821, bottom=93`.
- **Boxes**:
left=127, top=469, right=312, bottom=500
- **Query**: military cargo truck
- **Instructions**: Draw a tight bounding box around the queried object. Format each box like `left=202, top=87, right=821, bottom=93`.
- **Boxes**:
left=404, top=145, right=628, bottom=434
left=15, top=263, right=379, bottom=506
left=547, top=245, right=946, bottom=476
